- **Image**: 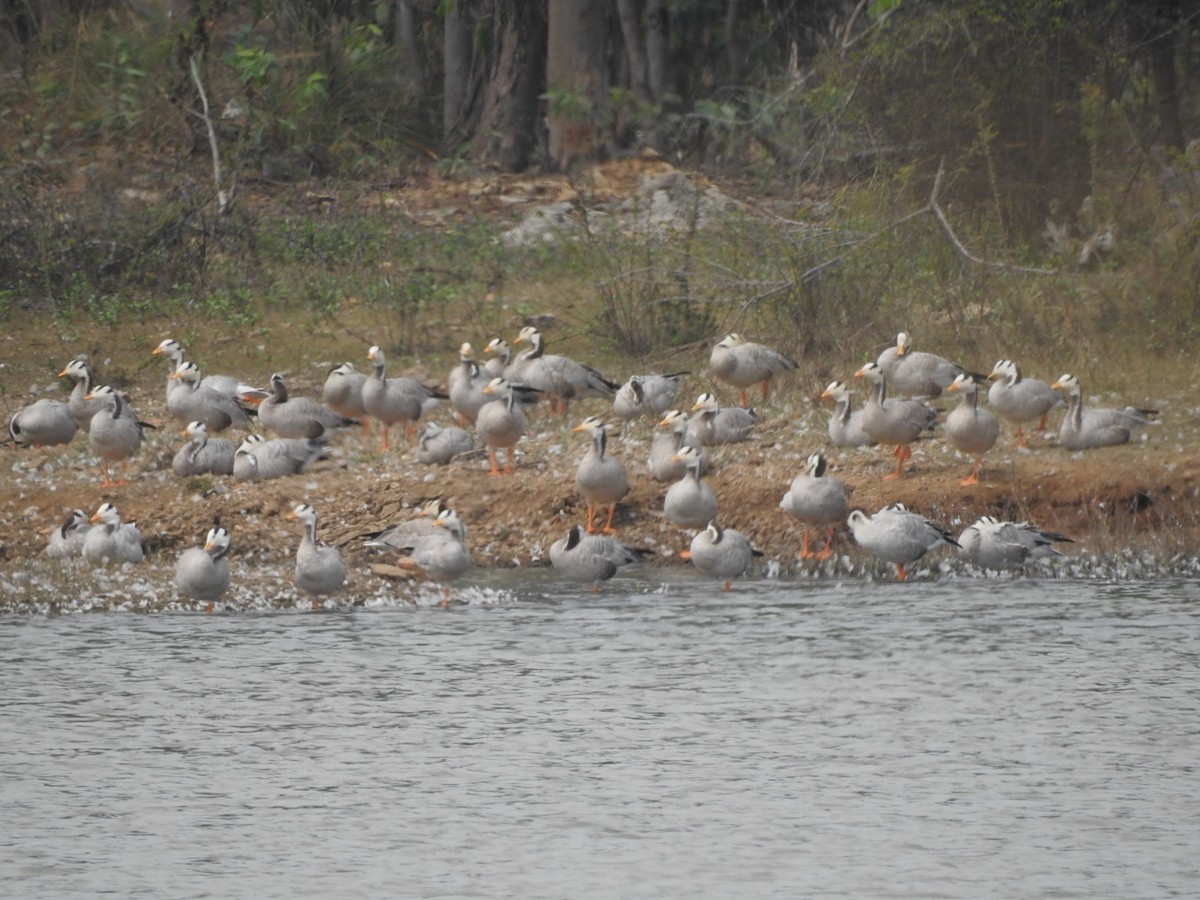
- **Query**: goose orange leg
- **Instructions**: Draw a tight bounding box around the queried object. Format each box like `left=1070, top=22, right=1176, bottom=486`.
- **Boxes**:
left=600, top=504, right=618, bottom=535
left=487, top=447, right=503, bottom=476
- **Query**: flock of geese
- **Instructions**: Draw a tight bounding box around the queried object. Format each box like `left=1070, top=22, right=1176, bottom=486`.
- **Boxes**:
left=8, top=328, right=1161, bottom=606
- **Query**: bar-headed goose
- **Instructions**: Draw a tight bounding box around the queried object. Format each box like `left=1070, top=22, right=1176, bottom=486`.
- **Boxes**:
left=986, top=359, right=1062, bottom=448
left=689, top=392, right=757, bottom=446
left=232, top=432, right=328, bottom=482
left=709, top=333, right=797, bottom=407
left=1050, top=374, right=1158, bottom=450
left=649, top=409, right=708, bottom=482
left=681, top=520, right=760, bottom=591
left=85, top=386, right=148, bottom=486
left=512, top=326, right=618, bottom=415
left=476, top=377, right=533, bottom=475
left=448, top=343, right=493, bottom=425
left=612, top=372, right=689, bottom=420
left=847, top=503, right=957, bottom=581
left=168, top=362, right=253, bottom=432
left=363, top=345, right=444, bottom=451
left=46, top=509, right=91, bottom=559
left=388, top=508, right=473, bottom=606
left=958, top=516, right=1075, bottom=570
left=780, top=452, right=851, bottom=560
left=321, top=362, right=370, bottom=432
left=416, top=421, right=476, bottom=466
left=664, top=444, right=717, bottom=529
left=9, top=398, right=77, bottom=448
left=59, top=358, right=105, bottom=431
left=820, top=380, right=873, bottom=448
left=574, top=416, right=629, bottom=535
left=944, top=373, right=999, bottom=486
left=153, top=338, right=267, bottom=404
left=875, top=331, right=968, bottom=398
left=83, top=503, right=145, bottom=565
left=288, top=503, right=346, bottom=608
left=173, top=421, right=237, bottom=477
left=853, top=362, right=937, bottom=479
left=256, top=373, right=358, bottom=440
left=550, top=525, right=650, bottom=591
left=175, top=525, right=232, bottom=610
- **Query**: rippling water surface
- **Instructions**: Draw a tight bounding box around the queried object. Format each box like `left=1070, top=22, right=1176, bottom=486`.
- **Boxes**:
left=2, top=575, right=1198, bottom=898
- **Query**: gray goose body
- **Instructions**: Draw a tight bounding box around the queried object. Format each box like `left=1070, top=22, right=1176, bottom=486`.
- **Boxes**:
left=476, top=378, right=529, bottom=474
left=689, top=393, right=757, bottom=446
left=709, top=333, right=797, bottom=406
left=1051, top=374, right=1157, bottom=451
left=944, top=374, right=999, bottom=485
left=574, top=417, right=629, bottom=534
left=362, top=346, right=443, bottom=450
left=9, top=399, right=78, bottom=448
left=612, top=373, right=687, bottom=420
left=289, top=504, right=346, bottom=605
left=854, top=362, right=937, bottom=479
left=175, top=526, right=232, bottom=605
left=684, top=520, right=759, bottom=590
left=986, top=359, right=1061, bottom=447
left=663, top=445, right=717, bottom=529
left=87, top=389, right=145, bottom=485
left=321, top=362, right=370, bottom=422
left=153, top=338, right=266, bottom=404
left=83, top=503, right=145, bottom=565
left=59, top=358, right=105, bottom=431
left=258, top=373, right=357, bottom=439
left=648, top=410, right=708, bottom=482
left=46, top=509, right=90, bottom=559
left=820, top=381, right=873, bottom=448
left=416, top=422, right=475, bottom=465
left=167, top=362, right=252, bottom=432
left=513, top=326, right=618, bottom=414
left=233, top=434, right=327, bottom=482
left=876, top=331, right=965, bottom=399
left=173, top=421, right=236, bottom=476
left=363, top=500, right=453, bottom=552
left=847, top=504, right=957, bottom=581
left=448, top=344, right=492, bottom=425
left=779, top=453, right=851, bottom=559
left=550, top=525, right=649, bottom=588
left=383, top=509, right=472, bottom=604
left=958, top=516, right=1074, bottom=569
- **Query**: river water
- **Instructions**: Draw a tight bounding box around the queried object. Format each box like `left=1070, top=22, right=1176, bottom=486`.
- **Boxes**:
left=2, top=574, right=1198, bottom=899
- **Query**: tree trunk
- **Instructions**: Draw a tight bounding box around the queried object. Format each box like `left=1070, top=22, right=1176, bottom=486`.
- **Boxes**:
left=645, top=0, right=668, bottom=100
left=546, top=0, right=608, bottom=170
left=442, top=0, right=474, bottom=146
left=395, top=0, right=426, bottom=100
left=468, top=0, right=547, bottom=171
left=615, top=0, right=649, bottom=102
left=1147, top=0, right=1185, bottom=153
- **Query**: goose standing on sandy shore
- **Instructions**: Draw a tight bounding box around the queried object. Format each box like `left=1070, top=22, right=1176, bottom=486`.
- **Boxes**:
left=944, top=374, right=999, bottom=486
left=1050, top=374, right=1158, bottom=450
left=780, top=452, right=851, bottom=560
left=847, top=504, right=958, bottom=581
left=476, top=378, right=531, bottom=475
left=322, top=362, right=370, bottom=433
left=233, top=433, right=327, bottom=482
left=512, top=326, right=619, bottom=416
left=288, top=503, right=346, bottom=608
left=612, top=372, right=688, bottom=420
left=854, top=362, right=937, bottom=479
left=448, top=343, right=492, bottom=425
left=709, top=333, right=798, bottom=408
left=416, top=421, right=475, bottom=465
left=152, top=338, right=267, bottom=403
left=168, top=362, right=253, bottom=432
left=59, top=358, right=105, bottom=431
left=986, top=359, right=1061, bottom=449
left=649, top=409, right=708, bottom=482
left=175, top=525, right=232, bottom=611
left=256, top=373, right=357, bottom=440
left=689, top=392, right=757, bottom=446
left=85, top=387, right=147, bottom=486
left=46, top=509, right=90, bottom=559
left=681, top=520, right=760, bottom=591
left=83, top=503, right=145, bottom=565
left=664, top=444, right=717, bottom=529
left=820, top=380, right=873, bottom=448
left=550, top=525, right=650, bottom=591
left=574, top=416, right=629, bottom=535
left=876, top=331, right=967, bottom=399
left=9, top=398, right=77, bottom=448
left=958, top=516, right=1075, bottom=569
left=173, top=421, right=236, bottom=476
left=385, top=508, right=472, bottom=606
left=363, top=345, right=444, bottom=451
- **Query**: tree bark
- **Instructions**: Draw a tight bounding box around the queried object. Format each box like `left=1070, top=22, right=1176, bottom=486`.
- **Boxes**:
left=468, top=0, right=547, bottom=171
left=616, top=0, right=649, bottom=102
left=546, top=0, right=608, bottom=169
left=645, top=0, right=667, bottom=100
left=1147, top=0, right=1185, bottom=153
left=442, top=0, right=475, bottom=146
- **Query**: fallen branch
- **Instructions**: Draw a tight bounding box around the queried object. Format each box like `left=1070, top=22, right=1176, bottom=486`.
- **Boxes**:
left=189, top=54, right=232, bottom=216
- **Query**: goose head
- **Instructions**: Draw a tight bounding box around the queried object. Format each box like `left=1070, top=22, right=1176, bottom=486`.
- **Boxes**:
left=432, top=508, right=465, bottom=539
left=484, top=338, right=509, bottom=357
left=671, top=444, right=705, bottom=469
left=691, top=392, right=720, bottom=413
left=59, top=358, right=91, bottom=380
left=367, top=345, right=385, bottom=365
left=1050, top=374, right=1080, bottom=395
left=572, top=415, right=608, bottom=436
left=895, top=332, right=911, bottom=356
left=514, top=326, right=542, bottom=346
left=821, top=380, right=851, bottom=402
left=183, top=420, right=209, bottom=440
left=853, top=362, right=884, bottom=383
left=659, top=409, right=689, bottom=432
left=481, top=377, right=511, bottom=397
left=988, top=359, right=1019, bottom=382
left=153, top=338, right=184, bottom=361
left=804, top=452, right=828, bottom=477
left=172, top=361, right=203, bottom=384
left=288, top=503, right=318, bottom=527
left=91, top=502, right=122, bottom=526
left=203, top=525, right=232, bottom=558
left=946, top=373, right=979, bottom=395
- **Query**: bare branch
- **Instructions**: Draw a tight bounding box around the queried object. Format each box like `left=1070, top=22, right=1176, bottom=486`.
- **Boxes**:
left=188, top=54, right=232, bottom=216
